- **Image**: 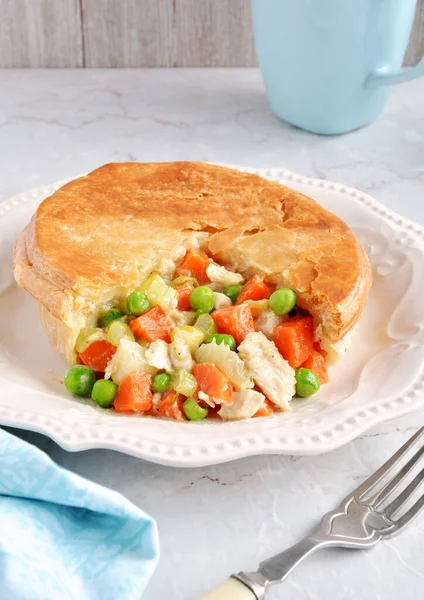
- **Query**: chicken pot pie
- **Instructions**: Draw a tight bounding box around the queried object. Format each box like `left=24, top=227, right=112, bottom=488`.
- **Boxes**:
left=13, top=162, right=371, bottom=420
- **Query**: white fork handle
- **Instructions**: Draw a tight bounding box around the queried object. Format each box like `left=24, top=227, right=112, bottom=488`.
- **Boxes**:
left=200, top=577, right=256, bottom=600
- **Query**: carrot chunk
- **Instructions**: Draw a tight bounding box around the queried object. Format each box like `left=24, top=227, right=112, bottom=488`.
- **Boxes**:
left=176, top=280, right=196, bottom=311
left=79, top=340, right=116, bottom=373
left=301, top=349, right=329, bottom=384
left=236, top=274, right=273, bottom=305
left=192, top=362, right=234, bottom=405
left=211, top=303, right=255, bottom=346
left=129, top=305, right=173, bottom=343
left=157, top=390, right=186, bottom=421
left=114, top=371, right=153, bottom=413
left=313, top=341, right=327, bottom=357
left=175, top=249, right=211, bottom=284
left=253, top=398, right=274, bottom=418
left=273, top=316, right=314, bottom=368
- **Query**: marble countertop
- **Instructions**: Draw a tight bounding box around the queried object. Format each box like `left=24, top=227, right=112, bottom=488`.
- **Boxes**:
left=1, top=69, right=424, bottom=599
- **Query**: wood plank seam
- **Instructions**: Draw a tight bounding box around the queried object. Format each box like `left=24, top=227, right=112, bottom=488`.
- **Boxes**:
left=78, top=0, right=86, bottom=67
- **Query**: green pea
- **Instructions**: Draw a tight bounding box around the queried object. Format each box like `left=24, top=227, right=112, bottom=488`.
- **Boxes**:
left=91, top=379, right=118, bottom=408
left=64, top=365, right=96, bottom=397
left=206, top=333, right=237, bottom=351
left=189, top=286, right=215, bottom=314
left=183, top=397, right=209, bottom=421
left=224, top=284, right=242, bottom=304
left=269, top=288, right=297, bottom=315
left=100, top=308, right=124, bottom=329
left=152, top=372, right=172, bottom=393
left=126, top=291, right=150, bottom=316
left=296, top=368, right=320, bottom=398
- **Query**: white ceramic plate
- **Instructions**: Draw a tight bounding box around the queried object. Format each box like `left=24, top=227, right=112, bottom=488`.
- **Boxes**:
left=1, top=165, right=423, bottom=467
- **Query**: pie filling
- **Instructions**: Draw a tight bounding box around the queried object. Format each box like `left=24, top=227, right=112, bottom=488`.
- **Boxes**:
left=63, top=249, right=329, bottom=421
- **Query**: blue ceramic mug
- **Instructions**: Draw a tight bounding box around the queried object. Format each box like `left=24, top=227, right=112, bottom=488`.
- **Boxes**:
left=252, top=0, right=424, bottom=134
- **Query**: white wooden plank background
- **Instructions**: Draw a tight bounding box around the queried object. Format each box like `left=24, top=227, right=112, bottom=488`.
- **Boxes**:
left=0, top=0, right=82, bottom=68
left=82, top=0, right=175, bottom=67
left=174, top=0, right=256, bottom=67
left=0, top=0, right=423, bottom=68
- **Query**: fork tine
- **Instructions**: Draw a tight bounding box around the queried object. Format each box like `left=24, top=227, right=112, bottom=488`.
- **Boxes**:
left=351, top=427, right=424, bottom=500
left=389, top=493, right=424, bottom=533
left=383, top=466, right=424, bottom=518
left=372, top=443, right=424, bottom=507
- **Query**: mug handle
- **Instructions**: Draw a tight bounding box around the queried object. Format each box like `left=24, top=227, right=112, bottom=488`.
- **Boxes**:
left=367, top=56, right=424, bottom=87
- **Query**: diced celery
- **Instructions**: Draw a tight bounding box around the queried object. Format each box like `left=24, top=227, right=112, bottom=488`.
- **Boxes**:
left=139, top=274, right=178, bottom=310
left=107, top=321, right=135, bottom=346
left=172, top=369, right=198, bottom=397
left=169, top=309, right=197, bottom=327
left=170, top=326, right=204, bottom=351
left=195, top=313, right=217, bottom=339
left=75, top=328, right=107, bottom=353
left=244, top=299, right=269, bottom=317
left=195, top=340, right=253, bottom=390
left=118, top=296, right=131, bottom=315
left=170, top=275, right=198, bottom=288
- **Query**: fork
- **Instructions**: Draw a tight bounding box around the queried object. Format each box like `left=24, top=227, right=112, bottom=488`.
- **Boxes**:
left=200, top=427, right=424, bottom=599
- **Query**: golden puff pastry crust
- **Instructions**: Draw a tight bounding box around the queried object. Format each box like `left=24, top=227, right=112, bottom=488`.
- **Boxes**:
left=13, top=162, right=372, bottom=364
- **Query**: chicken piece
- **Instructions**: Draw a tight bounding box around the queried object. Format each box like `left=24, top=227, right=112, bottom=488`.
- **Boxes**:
left=169, top=332, right=194, bottom=371
left=155, top=258, right=176, bottom=281
left=213, top=292, right=233, bottom=310
left=206, top=263, right=244, bottom=287
left=255, top=309, right=287, bottom=339
left=145, top=340, right=173, bottom=373
left=238, top=331, right=295, bottom=410
left=104, top=338, right=157, bottom=384
left=168, top=309, right=197, bottom=327
left=218, top=389, right=265, bottom=420
left=198, top=390, right=215, bottom=408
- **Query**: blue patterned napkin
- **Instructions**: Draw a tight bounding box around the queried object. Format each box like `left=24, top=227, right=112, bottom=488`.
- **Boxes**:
left=0, top=429, right=159, bottom=600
